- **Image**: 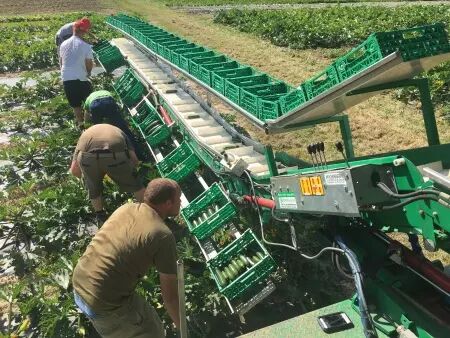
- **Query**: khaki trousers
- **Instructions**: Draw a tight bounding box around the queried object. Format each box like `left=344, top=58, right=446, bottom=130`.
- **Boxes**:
left=90, top=293, right=165, bottom=338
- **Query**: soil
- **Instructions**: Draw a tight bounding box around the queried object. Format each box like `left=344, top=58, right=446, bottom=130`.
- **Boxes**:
left=0, top=0, right=111, bottom=15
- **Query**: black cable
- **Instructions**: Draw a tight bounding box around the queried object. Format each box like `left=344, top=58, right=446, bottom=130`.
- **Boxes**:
left=335, top=236, right=378, bottom=338
left=376, top=195, right=438, bottom=210
left=377, top=182, right=440, bottom=199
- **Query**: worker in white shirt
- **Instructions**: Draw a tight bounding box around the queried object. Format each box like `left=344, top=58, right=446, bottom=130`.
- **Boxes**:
left=60, top=18, right=94, bottom=127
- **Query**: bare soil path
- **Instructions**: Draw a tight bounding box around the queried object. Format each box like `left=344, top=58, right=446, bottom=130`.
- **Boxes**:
left=0, top=0, right=111, bottom=15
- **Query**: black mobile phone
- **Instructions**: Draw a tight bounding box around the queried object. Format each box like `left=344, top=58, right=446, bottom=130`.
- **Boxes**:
left=317, top=311, right=354, bottom=333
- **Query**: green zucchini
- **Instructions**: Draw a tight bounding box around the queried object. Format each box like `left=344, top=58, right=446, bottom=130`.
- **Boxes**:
left=256, top=251, right=265, bottom=261
left=215, top=268, right=227, bottom=287
left=228, top=263, right=238, bottom=277
left=231, top=259, right=241, bottom=272
left=239, top=254, right=250, bottom=266
left=224, top=266, right=234, bottom=280
left=236, top=259, right=246, bottom=270
left=251, top=255, right=261, bottom=264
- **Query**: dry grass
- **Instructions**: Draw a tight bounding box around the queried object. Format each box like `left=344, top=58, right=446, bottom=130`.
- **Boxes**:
left=0, top=0, right=111, bottom=15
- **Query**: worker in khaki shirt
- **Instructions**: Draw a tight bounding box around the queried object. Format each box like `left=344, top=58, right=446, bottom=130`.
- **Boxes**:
left=70, top=124, right=144, bottom=219
left=72, top=178, right=181, bottom=337
left=84, top=90, right=142, bottom=158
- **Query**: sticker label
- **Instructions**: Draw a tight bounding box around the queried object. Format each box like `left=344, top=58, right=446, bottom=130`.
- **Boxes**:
left=300, top=177, right=312, bottom=196
left=277, top=192, right=298, bottom=209
left=300, top=176, right=325, bottom=196
left=310, top=176, right=324, bottom=196
left=324, top=172, right=346, bottom=185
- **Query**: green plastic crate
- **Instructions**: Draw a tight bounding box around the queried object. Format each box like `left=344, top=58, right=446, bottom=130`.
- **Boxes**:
left=133, top=102, right=171, bottom=147
left=144, top=124, right=171, bottom=147
left=120, top=83, right=145, bottom=107
left=113, top=70, right=140, bottom=96
left=179, top=50, right=214, bottom=72
left=181, top=182, right=237, bottom=240
left=211, top=67, right=254, bottom=94
left=303, top=65, right=339, bottom=100
left=208, top=229, right=276, bottom=300
left=335, top=35, right=384, bottom=82
left=171, top=46, right=203, bottom=67
left=279, top=86, right=307, bottom=115
left=198, top=61, right=239, bottom=86
left=156, top=142, right=201, bottom=182
left=156, top=37, right=183, bottom=55
left=101, top=57, right=126, bottom=73
left=224, top=74, right=272, bottom=105
left=240, top=82, right=290, bottom=117
left=147, top=35, right=177, bottom=52
left=189, top=55, right=227, bottom=80
left=159, top=40, right=192, bottom=62
left=92, top=40, right=110, bottom=53
left=132, top=101, right=159, bottom=127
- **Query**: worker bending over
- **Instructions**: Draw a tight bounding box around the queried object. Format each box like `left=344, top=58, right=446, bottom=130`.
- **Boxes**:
left=72, top=178, right=181, bottom=337
left=70, top=124, right=144, bottom=219
left=60, top=18, right=94, bottom=126
left=84, top=90, right=140, bottom=152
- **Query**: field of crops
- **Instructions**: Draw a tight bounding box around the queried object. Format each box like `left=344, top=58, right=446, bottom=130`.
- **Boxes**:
left=1, top=1, right=450, bottom=337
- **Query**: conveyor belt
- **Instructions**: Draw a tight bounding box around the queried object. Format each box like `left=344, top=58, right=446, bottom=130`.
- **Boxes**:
left=266, top=51, right=450, bottom=133
left=112, top=38, right=296, bottom=178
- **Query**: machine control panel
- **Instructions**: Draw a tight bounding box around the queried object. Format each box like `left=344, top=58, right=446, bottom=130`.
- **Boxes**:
left=271, top=165, right=397, bottom=217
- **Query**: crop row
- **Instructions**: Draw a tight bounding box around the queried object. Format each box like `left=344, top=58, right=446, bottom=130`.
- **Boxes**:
left=214, top=5, right=450, bottom=49
left=0, top=13, right=117, bottom=72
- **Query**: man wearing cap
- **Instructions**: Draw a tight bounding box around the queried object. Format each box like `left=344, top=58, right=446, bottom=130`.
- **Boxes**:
left=60, top=17, right=94, bottom=126
left=72, top=178, right=181, bottom=337
left=70, top=124, right=145, bottom=219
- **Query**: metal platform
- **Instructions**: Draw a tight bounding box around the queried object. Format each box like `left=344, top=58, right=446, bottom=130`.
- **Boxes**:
left=266, top=52, right=450, bottom=133
left=239, top=299, right=389, bottom=338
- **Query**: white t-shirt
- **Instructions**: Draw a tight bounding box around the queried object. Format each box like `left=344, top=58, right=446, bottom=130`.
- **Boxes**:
left=60, top=36, right=93, bottom=82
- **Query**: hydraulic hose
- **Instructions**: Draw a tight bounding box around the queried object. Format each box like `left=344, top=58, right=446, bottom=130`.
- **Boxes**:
left=334, top=236, right=378, bottom=338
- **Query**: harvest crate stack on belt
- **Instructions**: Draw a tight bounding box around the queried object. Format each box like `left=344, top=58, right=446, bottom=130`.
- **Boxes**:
left=113, top=68, right=147, bottom=107
left=155, top=141, right=201, bottom=183
left=181, top=183, right=237, bottom=241
left=106, top=14, right=450, bottom=123
left=130, top=100, right=171, bottom=147
left=208, top=229, right=277, bottom=300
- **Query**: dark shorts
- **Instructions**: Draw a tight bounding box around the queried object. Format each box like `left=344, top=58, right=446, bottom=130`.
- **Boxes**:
left=63, top=80, right=93, bottom=108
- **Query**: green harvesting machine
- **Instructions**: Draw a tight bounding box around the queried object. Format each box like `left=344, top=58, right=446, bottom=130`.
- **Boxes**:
left=95, top=13, right=450, bottom=337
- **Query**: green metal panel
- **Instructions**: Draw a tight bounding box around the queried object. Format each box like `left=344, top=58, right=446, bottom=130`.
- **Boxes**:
left=240, top=299, right=389, bottom=338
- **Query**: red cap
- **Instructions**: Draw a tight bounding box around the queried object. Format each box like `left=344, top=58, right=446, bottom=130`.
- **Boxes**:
left=74, top=17, right=91, bottom=32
